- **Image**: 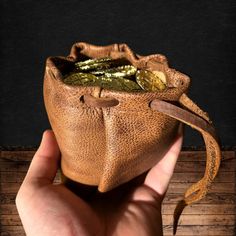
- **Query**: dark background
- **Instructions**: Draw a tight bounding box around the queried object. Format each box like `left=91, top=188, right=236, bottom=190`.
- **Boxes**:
left=0, top=0, right=235, bottom=147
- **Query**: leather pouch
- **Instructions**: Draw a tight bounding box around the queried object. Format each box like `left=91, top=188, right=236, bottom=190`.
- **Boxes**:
left=43, top=42, right=221, bottom=234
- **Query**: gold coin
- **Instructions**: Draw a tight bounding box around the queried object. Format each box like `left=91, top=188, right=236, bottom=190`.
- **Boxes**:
left=75, top=57, right=114, bottom=72
left=96, top=76, right=141, bottom=91
left=116, top=77, right=142, bottom=91
left=63, top=72, right=97, bottom=86
left=104, top=65, right=137, bottom=78
left=64, top=58, right=167, bottom=92
left=75, top=57, right=112, bottom=67
left=135, top=70, right=166, bottom=91
left=94, top=76, right=122, bottom=90
left=152, top=70, right=167, bottom=84
left=73, top=75, right=142, bottom=91
left=77, top=62, right=112, bottom=71
left=90, top=70, right=106, bottom=75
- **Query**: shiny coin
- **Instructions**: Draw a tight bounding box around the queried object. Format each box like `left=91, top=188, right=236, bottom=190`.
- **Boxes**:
left=75, top=57, right=113, bottom=72
left=90, top=65, right=136, bottom=77
left=90, top=70, right=106, bottom=75
left=64, top=57, right=167, bottom=92
left=98, top=76, right=141, bottom=91
left=116, top=77, right=142, bottom=91
left=152, top=70, right=167, bottom=84
left=136, top=70, right=166, bottom=91
left=76, top=62, right=112, bottom=71
left=104, top=65, right=137, bottom=78
left=75, top=57, right=112, bottom=67
left=93, top=76, right=122, bottom=90
left=63, top=72, right=97, bottom=86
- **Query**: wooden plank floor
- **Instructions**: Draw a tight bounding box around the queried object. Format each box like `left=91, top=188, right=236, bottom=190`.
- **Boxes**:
left=0, top=150, right=235, bottom=236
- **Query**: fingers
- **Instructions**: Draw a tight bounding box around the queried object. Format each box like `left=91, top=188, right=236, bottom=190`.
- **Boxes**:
left=144, top=124, right=183, bottom=196
left=24, top=130, right=60, bottom=185
left=153, top=124, right=183, bottom=176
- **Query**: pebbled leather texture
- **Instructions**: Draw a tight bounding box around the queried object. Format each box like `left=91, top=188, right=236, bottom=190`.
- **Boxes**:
left=44, top=42, right=191, bottom=191
left=43, top=42, right=221, bottom=235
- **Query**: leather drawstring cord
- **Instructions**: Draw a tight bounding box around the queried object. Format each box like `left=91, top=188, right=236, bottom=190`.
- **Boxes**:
left=150, top=99, right=221, bottom=235
left=83, top=94, right=119, bottom=108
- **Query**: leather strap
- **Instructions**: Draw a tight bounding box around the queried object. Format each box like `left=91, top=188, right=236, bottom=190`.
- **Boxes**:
left=179, top=93, right=212, bottom=123
left=150, top=96, right=221, bottom=235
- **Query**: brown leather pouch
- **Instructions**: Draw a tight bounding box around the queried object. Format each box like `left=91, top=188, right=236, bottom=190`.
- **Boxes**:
left=43, top=42, right=221, bottom=234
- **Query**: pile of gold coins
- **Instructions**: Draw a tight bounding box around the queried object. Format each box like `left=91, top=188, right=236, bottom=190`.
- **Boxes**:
left=63, top=57, right=167, bottom=92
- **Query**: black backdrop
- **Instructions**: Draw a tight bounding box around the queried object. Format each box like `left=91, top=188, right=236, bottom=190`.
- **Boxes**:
left=0, top=0, right=235, bottom=147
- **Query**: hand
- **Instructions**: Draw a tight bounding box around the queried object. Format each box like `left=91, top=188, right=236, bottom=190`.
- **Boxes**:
left=16, top=127, right=183, bottom=236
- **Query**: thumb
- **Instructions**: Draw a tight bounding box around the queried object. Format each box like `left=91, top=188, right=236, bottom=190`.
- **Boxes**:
left=144, top=124, right=183, bottom=196
left=24, top=130, right=60, bottom=185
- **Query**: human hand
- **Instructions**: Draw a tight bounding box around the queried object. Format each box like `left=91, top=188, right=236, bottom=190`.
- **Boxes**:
left=16, top=127, right=183, bottom=236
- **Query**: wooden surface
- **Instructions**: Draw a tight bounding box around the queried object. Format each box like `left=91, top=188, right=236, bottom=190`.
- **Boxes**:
left=0, top=150, right=235, bottom=236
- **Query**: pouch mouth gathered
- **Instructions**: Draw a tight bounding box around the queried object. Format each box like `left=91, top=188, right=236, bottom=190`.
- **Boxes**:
left=45, top=42, right=190, bottom=106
